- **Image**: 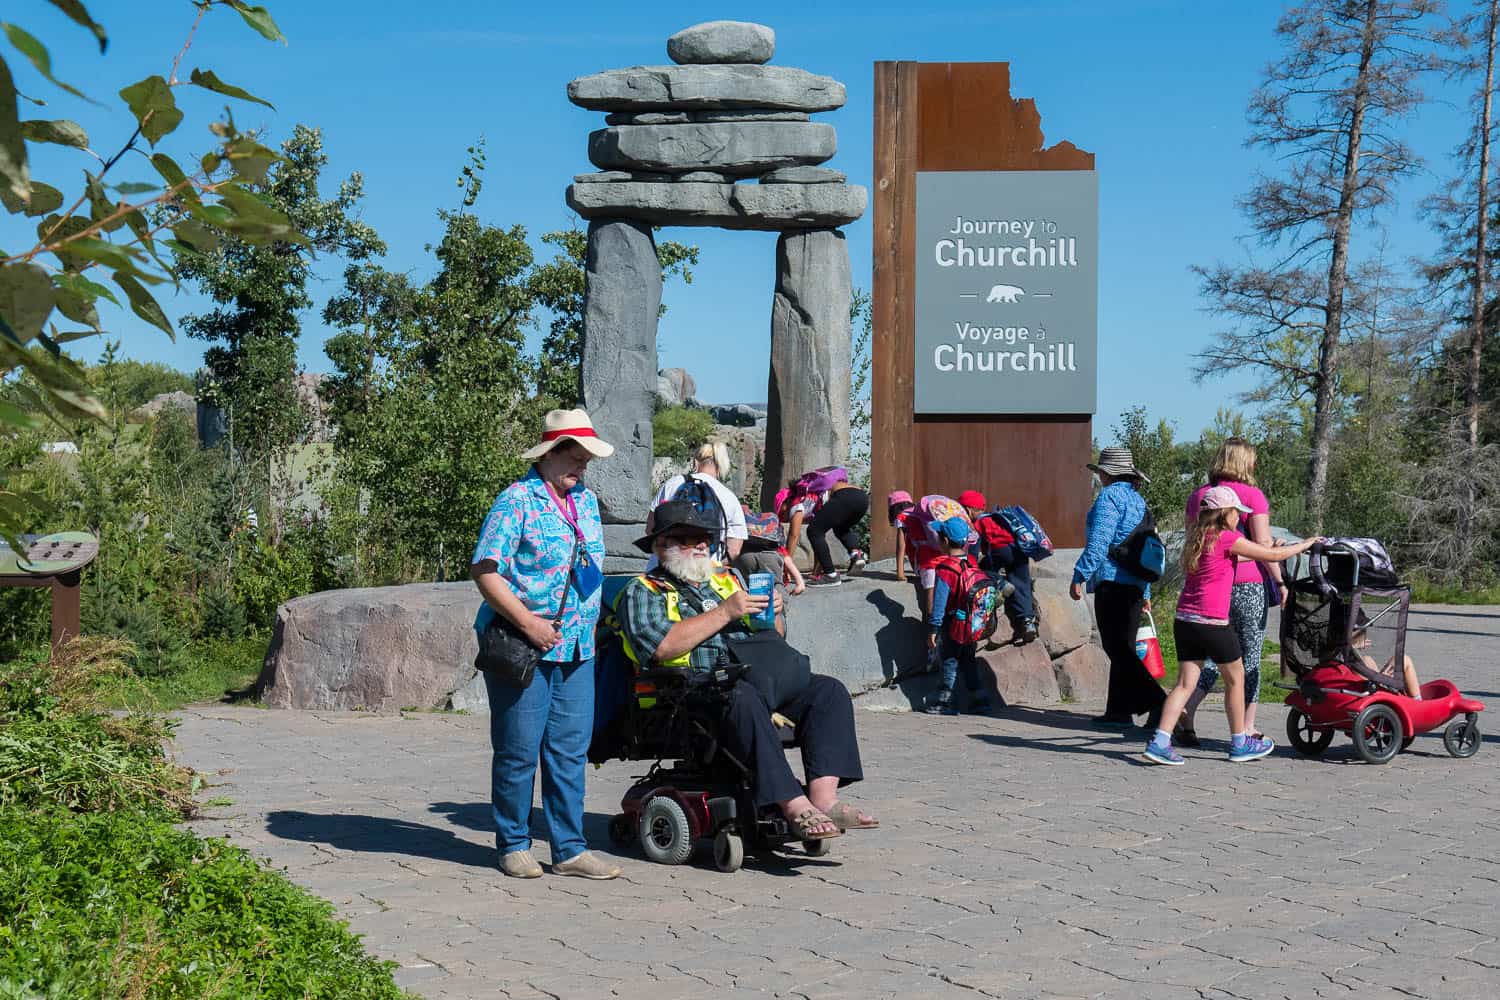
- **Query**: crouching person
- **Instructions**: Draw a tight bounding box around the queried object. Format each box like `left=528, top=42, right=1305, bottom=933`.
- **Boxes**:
left=617, top=500, right=879, bottom=838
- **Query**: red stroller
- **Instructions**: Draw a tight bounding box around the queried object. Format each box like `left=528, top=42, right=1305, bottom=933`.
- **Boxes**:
left=1281, top=541, right=1484, bottom=765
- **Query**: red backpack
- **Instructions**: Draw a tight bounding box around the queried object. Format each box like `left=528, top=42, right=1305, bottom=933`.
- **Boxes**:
left=936, top=554, right=1002, bottom=644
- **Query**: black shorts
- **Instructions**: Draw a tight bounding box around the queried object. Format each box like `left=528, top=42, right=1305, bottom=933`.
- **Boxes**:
left=1173, top=619, right=1242, bottom=665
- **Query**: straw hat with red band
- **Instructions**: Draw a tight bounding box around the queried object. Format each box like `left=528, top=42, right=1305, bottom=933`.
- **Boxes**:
left=520, top=408, right=616, bottom=460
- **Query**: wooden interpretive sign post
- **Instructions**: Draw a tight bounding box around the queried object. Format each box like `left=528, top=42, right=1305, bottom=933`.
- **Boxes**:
left=871, top=62, right=1096, bottom=557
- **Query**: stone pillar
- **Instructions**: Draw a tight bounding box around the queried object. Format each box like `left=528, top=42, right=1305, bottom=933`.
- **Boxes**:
left=763, top=227, right=851, bottom=509
left=580, top=218, right=661, bottom=569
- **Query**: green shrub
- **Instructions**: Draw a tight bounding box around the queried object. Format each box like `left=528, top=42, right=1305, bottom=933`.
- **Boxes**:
left=0, top=807, right=409, bottom=1000
left=652, top=405, right=715, bottom=464
left=81, top=578, right=192, bottom=679
left=198, top=583, right=250, bottom=640
left=233, top=523, right=341, bottom=630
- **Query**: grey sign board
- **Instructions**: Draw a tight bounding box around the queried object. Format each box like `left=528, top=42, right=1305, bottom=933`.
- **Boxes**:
left=914, top=170, right=1098, bottom=415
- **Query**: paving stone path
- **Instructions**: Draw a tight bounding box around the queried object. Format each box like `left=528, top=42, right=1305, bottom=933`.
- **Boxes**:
left=174, top=605, right=1500, bottom=999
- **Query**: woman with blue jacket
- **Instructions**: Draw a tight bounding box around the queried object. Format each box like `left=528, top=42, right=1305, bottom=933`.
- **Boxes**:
left=1069, top=448, right=1165, bottom=729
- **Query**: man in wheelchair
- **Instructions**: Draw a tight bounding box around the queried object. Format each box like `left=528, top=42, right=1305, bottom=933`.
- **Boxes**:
left=616, top=500, right=879, bottom=840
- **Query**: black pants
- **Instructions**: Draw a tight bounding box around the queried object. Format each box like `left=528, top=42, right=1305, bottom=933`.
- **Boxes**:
left=808, top=488, right=870, bottom=574
left=722, top=676, right=863, bottom=807
left=984, top=543, right=1035, bottom=623
left=1095, top=581, right=1165, bottom=721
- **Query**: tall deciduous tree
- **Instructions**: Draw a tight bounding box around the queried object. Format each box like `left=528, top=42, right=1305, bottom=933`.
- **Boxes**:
left=1196, top=0, right=1441, bottom=530
left=176, top=124, right=384, bottom=462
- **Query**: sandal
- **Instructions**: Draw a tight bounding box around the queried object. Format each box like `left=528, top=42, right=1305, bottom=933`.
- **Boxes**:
left=823, top=800, right=879, bottom=831
left=789, top=808, right=842, bottom=841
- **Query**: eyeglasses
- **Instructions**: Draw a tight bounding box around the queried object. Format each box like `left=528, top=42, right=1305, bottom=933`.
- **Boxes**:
left=663, top=533, right=711, bottom=549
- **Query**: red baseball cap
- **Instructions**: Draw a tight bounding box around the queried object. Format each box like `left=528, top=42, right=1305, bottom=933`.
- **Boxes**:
left=958, top=490, right=987, bottom=509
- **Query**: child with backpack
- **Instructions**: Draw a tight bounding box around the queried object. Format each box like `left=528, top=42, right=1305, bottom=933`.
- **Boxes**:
left=889, top=491, right=967, bottom=615
left=959, top=490, right=1044, bottom=645
left=1143, top=486, right=1322, bottom=766
left=732, top=510, right=806, bottom=624
left=924, top=517, right=1009, bottom=715
left=782, top=467, right=869, bottom=587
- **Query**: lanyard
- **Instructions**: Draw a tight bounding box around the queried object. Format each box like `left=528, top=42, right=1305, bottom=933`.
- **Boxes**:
left=544, top=481, right=581, bottom=538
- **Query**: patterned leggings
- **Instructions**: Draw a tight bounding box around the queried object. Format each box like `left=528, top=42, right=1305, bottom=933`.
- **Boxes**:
left=1194, top=583, right=1267, bottom=704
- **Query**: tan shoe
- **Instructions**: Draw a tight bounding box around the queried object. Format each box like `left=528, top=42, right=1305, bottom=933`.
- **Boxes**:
left=552, top=851, right=621, bottom=880
left=499, top=849, right=542, bottom=879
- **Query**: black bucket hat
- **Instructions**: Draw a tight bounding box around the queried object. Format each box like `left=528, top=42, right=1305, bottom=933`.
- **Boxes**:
left=634, top=499, right=721, bottom=553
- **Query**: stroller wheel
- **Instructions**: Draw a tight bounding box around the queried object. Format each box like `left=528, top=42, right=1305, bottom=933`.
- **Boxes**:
left=1443, top=715, right=1482, bottom=758
left=639, top=797, right=695, bottom=866
left=1352, top=703, right=1404, bottom=765
left=607, top=814, right=634, bottom=846
left=803, top=838, right=832, bottom=858
left=1286, top=709, right=1335, bottom=757
left=712, top=829, right=744, bottom=873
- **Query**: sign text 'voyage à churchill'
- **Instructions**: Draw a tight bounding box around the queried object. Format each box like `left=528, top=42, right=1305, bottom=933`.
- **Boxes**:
left=914, top=171, right=1098, bottom=415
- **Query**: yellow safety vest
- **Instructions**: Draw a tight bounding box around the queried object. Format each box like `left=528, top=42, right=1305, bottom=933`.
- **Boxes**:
left=617, top=569, right=742, bottom=669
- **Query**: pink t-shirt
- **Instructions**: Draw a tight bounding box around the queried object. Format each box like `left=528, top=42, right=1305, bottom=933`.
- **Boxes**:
left=1186, top=480, right=1269, bottom=585
left=1175, top=529, right=1239, bottom=622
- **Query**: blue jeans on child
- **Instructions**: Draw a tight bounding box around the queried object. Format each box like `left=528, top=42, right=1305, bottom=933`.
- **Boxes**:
left=983, top=542, right=1035, bottom=624
left=939, top=635, right=982, bottom=697
left=482, top=656, right=594, bottom=863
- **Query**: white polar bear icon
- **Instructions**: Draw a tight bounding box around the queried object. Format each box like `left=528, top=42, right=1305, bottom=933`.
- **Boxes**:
left=986, top=283, right=1025, bottom=304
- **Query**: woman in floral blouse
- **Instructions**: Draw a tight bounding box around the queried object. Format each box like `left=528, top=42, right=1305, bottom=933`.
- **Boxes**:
left=471, top=409, right=615, bottom=880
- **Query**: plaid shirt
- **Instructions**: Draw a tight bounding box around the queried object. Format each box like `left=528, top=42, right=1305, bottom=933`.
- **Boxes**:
left=618, top=570, right=752, bottom=672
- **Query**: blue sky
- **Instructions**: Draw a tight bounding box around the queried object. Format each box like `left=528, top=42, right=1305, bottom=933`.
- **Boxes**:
left=3, top=1, right=1474, bottom=438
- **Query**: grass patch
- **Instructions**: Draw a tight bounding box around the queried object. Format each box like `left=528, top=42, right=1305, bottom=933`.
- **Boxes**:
left=99, top=635, right=268, bottom=713
left=1408, top=579, right=1500, bottom=605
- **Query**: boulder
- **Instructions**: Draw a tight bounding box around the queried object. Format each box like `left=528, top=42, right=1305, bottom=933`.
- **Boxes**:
left=580, top=219, right=661, bottom=524
left=258, top=583, right=479, bottom=711
left=606, top=110, right=810, bottom=125
left=603, top=523, right=649, bottom=574
left=667, top=21, right=775, bottom=65
left=759, top=166, right=847, bottom=184
left=574, top=170, right=673, bottom=183
left=676, top=170, right=739, bottom=182
left=566, top=180, right=867, bottom=230
left=980, top=639, right=1060, bottom=707
left=587, top=122, right=836, bottom=176
left=707, top=426, right=764, bottom=500
left=1034, top=584, right=1095, bottom=658
left=568, top=65, right=846, bottom=113
left=763, top=229, right=852, bottom=509
left=132, top=390, right=196, bottom=422
left=709, top=402, right=766, bottom=427
left=1052, top=643, right=1110, bottom=702
left=657, top=366, right=697, bottom=407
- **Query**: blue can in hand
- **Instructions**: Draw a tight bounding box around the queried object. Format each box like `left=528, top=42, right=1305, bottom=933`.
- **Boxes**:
left=747, top=572, right=777, bottom=631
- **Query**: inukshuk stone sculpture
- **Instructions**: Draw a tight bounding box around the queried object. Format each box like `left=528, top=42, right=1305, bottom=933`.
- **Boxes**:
left=566, top=21, right=866, bottom=569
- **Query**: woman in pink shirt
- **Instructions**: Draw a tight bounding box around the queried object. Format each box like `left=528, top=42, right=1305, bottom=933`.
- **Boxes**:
left=1142, top=486, right=1320, bottom=766
left=1177, top=439, right=1281, bottom=746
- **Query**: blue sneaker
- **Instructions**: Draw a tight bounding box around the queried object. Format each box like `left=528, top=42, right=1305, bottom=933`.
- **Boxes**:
left=1228, top=734, right=1275, bottom=762
left=1142, top=739, right=1185, bottom=766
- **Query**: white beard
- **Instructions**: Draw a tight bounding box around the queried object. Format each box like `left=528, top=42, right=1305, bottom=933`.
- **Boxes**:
left=660, top=547, right=714, bottom=584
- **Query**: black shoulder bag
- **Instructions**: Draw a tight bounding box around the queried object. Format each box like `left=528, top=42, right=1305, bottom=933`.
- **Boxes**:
left=475, top=535, right=579, bottom=688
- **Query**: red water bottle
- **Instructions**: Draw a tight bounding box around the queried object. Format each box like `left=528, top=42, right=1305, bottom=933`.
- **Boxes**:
left=1135, top=610, right=1166, bottom=680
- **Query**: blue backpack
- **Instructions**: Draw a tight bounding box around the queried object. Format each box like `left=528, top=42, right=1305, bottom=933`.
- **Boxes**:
left=1109, top=507, right=1166, bottom=583
left=672, top=473, right=727, bottom=555
left=994, top=506, right=1054, bottom=561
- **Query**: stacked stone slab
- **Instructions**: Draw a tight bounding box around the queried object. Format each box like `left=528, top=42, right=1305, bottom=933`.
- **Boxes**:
left=568, top=21, right=866, bottom=566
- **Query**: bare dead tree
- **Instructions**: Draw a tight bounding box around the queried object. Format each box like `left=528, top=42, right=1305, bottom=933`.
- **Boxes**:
left=1421, top=0, right=1499, bottom=582
left=1197, top=0, right=1442, bottom=530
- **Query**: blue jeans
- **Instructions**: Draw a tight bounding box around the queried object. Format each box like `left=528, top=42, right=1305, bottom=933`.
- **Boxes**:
left=984, top=542, right=1035, bottom=623
left=483, top=657, right=594, bottom=862
left=938, top=635, right=981, bottom=697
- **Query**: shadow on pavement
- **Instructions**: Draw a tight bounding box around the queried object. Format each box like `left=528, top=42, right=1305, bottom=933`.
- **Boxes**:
left=968, top=730, right=1137, bottom=760
left=429, top=802, right=616, bottom=846
left=266, top=810, right=498, bottom=868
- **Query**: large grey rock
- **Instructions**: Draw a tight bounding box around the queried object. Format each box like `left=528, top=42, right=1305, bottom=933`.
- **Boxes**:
left=708, top=425, right=764, bottom=500
left=986, top=640, right=1062, bottom=706
left=580, top=219, right=660, bottom=524
left=709, top=402, right=765, bottom=427
left=655, top=367, right=696, bottom=407
left=568, top=65, right=846, bottom=112
left=132, top=390, right=196, bottom=421
left=606, top=110, right=810, bottom=126
left=667, top=21, right=775, bottom=65
left=565, top=180, right=867, bottom=231
left=759, top=166, right=846, bottom=184
left=258, top=583, right=480, bottom=711
left=675, top=170, right=738, bottom=182
left=762, top=229, right=852, bottom=509
left=602, top=523, right=649, bottom=573
left=574, top=170, right=672, bottom=183
left=588, top=122, right=835, bottom=176
left=1052, top=643, right=1110, bottom=702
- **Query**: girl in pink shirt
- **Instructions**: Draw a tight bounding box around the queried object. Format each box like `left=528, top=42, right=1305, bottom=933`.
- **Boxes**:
left=1143, top=486, right=1320, bottom=766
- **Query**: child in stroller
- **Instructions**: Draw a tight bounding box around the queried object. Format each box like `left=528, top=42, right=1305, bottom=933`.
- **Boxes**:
left=1281, top=540, right=1484, bottom=764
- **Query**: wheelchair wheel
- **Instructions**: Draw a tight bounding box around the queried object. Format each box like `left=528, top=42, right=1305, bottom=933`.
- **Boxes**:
left=608, top=814, right=633, bottom=846
left=1286, top=709, right=1335, bottom=757
left=803, top=838, right=832, bottom=858
left=639, top=797, right=694, bottom=866
left=1444, top=715, right=1481, bottom=758
left=712, top=829, right=744, bottom=873
left=1352, top=703, right=1403, bottom=765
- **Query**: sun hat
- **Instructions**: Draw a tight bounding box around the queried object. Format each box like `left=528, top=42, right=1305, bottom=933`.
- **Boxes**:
left=938, top=517, right=971, bottom=545
left=957, top=489, right=987, bottom=510
left=1087, top=446, right=1150, bottom=484
left=1199, top=484, right=1253, bottom=514
left=886, top=489, right=913, bottom=507
left=521, top=408, right=615, bottom=461
left=633, top=500, right=722, bottom=552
